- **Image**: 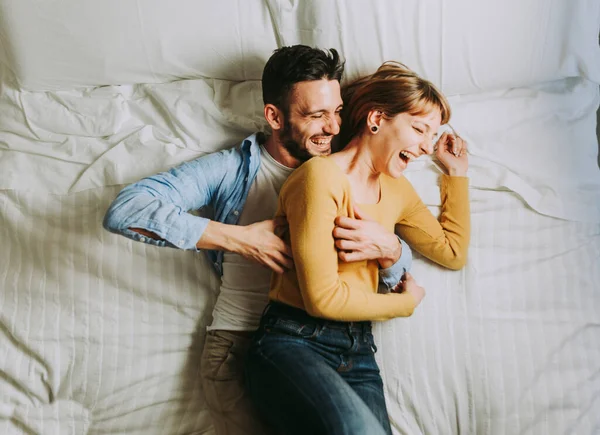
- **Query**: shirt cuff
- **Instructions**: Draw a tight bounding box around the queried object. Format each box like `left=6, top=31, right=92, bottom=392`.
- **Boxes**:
left=378, top=238, right=412, bottom=294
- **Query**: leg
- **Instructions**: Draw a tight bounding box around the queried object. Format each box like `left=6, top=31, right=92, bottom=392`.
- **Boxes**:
left=246, top=329, right=387, bottom=435
left=200, top=330, right=274, bottom=435
left=339, top=333, right=392, bottom=435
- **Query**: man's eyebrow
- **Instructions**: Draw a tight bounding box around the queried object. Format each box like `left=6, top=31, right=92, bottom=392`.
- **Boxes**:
left=303, top=104, right=344, bottom=115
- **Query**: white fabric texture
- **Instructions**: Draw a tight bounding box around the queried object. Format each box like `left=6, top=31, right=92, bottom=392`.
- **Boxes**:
left=1, top=2, right=599, bottom=435
left=0, top=0, right=277, bottom=90
left=1, top=0, right=598, bottom=92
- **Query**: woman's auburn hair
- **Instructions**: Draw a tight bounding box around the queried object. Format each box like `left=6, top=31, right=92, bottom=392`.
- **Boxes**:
left=340, top=62, right=451, bottom=143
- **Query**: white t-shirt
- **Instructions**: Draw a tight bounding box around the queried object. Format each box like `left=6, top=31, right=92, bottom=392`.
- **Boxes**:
left=208, top=145, right=293, bottom=331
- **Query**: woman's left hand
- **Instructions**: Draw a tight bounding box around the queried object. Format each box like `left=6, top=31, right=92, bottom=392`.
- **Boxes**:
left=435, top=132, right=468, bottom=177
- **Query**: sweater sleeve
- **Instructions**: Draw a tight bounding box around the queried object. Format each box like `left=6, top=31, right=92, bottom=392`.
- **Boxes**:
left=396, top=175, right=470, bottom=270
left=281, top=160, right=417, bottom=322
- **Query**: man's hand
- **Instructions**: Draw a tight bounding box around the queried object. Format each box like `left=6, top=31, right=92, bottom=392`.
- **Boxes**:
left=333, top=206, right=401, bottom=268
left=392, top=272, right=425, bottom=306
left=199, top=219, right=293, bottom=274
left=237, top=219, right=293, bottom=273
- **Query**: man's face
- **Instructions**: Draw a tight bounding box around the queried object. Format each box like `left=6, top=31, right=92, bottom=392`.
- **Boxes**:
left=279, top=79, right=344, bottom=163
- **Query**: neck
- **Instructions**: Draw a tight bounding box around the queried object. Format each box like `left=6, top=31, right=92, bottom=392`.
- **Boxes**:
left=263, top=133, right=301, bottom=169
left=333, top=135, right=381, bottom=184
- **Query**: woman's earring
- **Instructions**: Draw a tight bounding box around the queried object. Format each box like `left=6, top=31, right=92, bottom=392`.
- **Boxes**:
left=371, top=126, right=378, bottom=133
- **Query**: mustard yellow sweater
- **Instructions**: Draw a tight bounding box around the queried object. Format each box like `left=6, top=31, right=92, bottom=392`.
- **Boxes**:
left=269, top=156, right=470, bottom=322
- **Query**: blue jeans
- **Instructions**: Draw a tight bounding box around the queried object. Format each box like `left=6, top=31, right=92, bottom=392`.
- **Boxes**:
left=245, top=302, right=392, bottom=435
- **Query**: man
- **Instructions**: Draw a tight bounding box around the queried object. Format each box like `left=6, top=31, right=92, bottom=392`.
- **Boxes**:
left=103, top=45, right=413, bottom=435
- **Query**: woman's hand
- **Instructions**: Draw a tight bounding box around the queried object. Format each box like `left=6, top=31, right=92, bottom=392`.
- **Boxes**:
left=435, top=131, right=468, bottom=177
left=392, top=272, right=425, bottom=306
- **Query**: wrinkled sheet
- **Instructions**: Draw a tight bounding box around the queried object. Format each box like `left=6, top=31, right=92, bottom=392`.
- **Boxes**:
left=1, top=1, right=600, bottom=434
left=1, top=0, right=598, bottom=93
left=1, top=72, right=599, bottom=434
left=1, top=70, right=599, bottom=222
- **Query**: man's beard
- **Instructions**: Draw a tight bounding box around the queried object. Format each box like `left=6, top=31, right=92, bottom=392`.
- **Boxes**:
left=280, top=118, right=322, bottom=163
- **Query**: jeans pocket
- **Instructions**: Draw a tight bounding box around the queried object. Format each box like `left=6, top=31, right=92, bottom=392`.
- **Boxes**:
left=268, top=317, right=318, bottom=339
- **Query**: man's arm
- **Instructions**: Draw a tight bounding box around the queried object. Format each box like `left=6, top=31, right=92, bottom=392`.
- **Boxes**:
left=103, top=150, right=292, bottom=272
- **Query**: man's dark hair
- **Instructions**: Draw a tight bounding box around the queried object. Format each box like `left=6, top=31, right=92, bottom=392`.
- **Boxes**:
left=262, top=45, right=345, bottom=113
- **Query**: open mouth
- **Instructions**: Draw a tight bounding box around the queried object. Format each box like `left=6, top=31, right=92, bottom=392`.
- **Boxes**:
left=399, top=150, right=415, bottom=164
left=310, top=136, right=332, bottom=150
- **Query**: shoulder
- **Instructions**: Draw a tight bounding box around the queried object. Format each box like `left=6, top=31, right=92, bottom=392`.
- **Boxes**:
left=291, top=157, right=344, bottom=187
left=282, top=157, right=347, bottom=199
left=176, top=133, right=259, bottom=175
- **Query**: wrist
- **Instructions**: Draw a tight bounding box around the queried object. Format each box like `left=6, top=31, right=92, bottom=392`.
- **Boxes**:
left=377, top=237, right=402, bottom=269
left=447, top=167, right=467, bottom=177
left=198, top=221, right=243, bottom=252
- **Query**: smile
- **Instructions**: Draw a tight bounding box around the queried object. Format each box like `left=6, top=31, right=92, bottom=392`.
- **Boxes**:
left=311, top=136, right=332, bottom=148
left=399, top=150, right=416, bottom=163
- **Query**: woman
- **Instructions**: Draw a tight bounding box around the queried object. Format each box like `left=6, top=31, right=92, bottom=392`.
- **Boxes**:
left=245, top=62, right=470, bottom=435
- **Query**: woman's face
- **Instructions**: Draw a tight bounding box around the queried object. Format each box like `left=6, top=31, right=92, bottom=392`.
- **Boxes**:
left=374, top=109, right=442, bottom=178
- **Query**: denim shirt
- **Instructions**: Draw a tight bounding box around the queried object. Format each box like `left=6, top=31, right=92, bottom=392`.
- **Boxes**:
left=103, top=133, right=412, bottom=291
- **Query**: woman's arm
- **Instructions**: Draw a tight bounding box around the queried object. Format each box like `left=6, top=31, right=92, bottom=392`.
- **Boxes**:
left=396, top=174, right=470, bottom=270
left=281, top=159, right=418, bottom=322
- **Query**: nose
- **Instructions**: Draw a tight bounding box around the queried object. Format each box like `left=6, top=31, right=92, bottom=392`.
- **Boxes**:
left=420, top=136, right=434, bottom=155
left=324, top=114, right=341, bottom=136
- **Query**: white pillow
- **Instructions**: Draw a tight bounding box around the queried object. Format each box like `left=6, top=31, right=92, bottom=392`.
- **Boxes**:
left=1, top=0, right=599, bottom=93
left=0, top=0, right=277, bottom=90
left=269, top=0, right=600, bottom=94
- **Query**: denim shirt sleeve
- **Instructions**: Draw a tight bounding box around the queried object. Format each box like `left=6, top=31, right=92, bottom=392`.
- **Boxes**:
left=103, top=151, right=232, bottom=250
left=378, top=238, right=412, bottom=294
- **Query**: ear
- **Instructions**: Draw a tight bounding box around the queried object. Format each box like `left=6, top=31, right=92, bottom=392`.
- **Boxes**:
left=366, top=109, right=383, bottom=132
left=264, top=104, right=284, bottom=131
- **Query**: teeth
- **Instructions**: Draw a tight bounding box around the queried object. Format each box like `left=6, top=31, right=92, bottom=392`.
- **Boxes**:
left=400, top=151, right=413, bottom=161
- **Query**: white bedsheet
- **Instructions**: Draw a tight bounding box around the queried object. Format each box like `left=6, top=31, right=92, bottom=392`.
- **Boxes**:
left=1, top=1, right=600, bottom=434
left=1, top=0, right=598, bottom=93
left=1, top=64, right=598, bottom=222
left=1, top=75, right=599, bottom=434
left=1, top=166, right=598, bottom=435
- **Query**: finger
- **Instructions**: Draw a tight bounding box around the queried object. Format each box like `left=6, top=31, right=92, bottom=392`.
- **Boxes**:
left=403, top=272, right=414, bottom=282
left=335, top=239, right=359, bottom=251
left=454, top=137, right=466, bottom=154
left=263, top=257, right=285, bottom=274
left=435, top=132, right=451, bottom=157
left=272, top=239, right=293, bottom=258
left=457, top=138, right=468, bottom=157
left=334, top=216, right=361, bottom=231
left=434, top=132, right=448, bottom=152
left=282, top=243, right=293, bottom=258
left=452, top=136, right=461, bottom=156
left=333, top=226, right=358, bottom=242
left=272, top=251, right=294, bottom=270
left=338, top=250, right=365, bottom=263
left=443, top=134, right=462, bottom=156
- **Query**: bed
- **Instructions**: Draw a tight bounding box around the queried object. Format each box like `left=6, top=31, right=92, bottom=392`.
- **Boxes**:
left=1, top=1, right=599, bottom=434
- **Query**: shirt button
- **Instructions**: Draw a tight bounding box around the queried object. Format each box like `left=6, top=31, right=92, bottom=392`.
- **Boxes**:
left=178, top=240, right=185, bottom=246
left=139, top=236, right=146, bottom=243
left=233, top=210, right=239, bottom=216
